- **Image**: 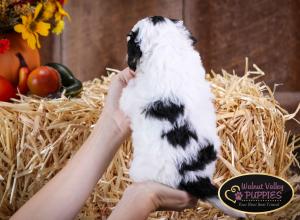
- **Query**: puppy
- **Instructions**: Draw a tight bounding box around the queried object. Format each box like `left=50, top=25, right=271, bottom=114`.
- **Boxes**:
left=120, top=16, right=245, bottom=218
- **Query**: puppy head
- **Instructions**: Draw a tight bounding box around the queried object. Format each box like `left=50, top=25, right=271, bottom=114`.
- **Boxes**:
left=126, top=16, right=197, bottom=71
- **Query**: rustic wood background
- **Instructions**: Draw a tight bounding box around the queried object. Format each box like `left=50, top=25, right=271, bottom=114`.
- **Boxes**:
left=40, top=0, right=299, bottom=132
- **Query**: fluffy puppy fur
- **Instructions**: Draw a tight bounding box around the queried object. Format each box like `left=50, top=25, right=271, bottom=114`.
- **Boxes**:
left=120, top=16, right=245, bottom=218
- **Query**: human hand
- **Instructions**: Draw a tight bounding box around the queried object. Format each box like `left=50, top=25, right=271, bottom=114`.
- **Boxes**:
left=101, top=67, right=135, bottom=138
left=122, top=181, right=198, bottom=212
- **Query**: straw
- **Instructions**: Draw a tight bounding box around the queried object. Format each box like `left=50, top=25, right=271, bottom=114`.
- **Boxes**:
left=0, top=59, right=299, bottom=219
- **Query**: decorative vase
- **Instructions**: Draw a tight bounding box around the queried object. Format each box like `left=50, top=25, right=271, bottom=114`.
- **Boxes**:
left=0, top=32, right=40, bottom=85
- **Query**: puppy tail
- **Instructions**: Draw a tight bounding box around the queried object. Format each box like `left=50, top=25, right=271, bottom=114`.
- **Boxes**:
left=179, top=177, right=246, bottom=219
left=207, top=196, right=246, bottom=219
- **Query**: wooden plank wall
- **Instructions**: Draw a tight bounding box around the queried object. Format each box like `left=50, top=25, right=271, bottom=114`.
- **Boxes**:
left=41, top=0, right=183, bottom=80
left=186, top=0, right=294, bottom=90
left=40, top=0, right=299, bottom=131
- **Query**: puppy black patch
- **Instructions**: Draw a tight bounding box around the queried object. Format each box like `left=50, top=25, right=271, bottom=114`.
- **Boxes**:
left=161, top=122, right=198, bottom=149
left=150, top=16, right=165, bottom=25
left=143, top=100, right=184, bottom=124
left=178, top=144, right=217, bottom=175
left=189, top=35, right=197, bottom=45
left=179, top=177, right=218, bottom=199
left=170, top=18, right=179, bottom=23
left=127, top=29, right=142, bottom=71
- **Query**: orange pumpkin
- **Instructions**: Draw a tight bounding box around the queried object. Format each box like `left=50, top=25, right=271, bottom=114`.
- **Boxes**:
left=0, top=33, right=40, bottom=85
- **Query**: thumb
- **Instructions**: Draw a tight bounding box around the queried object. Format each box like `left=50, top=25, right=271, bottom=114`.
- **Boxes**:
left=118, top=67, right=136, bottom=85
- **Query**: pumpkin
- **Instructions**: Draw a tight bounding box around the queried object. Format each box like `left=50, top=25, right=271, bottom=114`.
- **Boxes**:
left=0, top=33, right=40, bottom=85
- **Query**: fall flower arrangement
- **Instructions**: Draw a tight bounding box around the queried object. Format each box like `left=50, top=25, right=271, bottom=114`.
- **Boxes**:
left=0, top=0, right=70, bottom=50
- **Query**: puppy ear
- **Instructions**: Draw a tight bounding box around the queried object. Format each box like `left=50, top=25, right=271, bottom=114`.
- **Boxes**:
left=127, top=29, right=142, bottom=71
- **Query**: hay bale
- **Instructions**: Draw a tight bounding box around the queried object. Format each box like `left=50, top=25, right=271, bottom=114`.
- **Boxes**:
left=0, top=60, right=299, bottom=220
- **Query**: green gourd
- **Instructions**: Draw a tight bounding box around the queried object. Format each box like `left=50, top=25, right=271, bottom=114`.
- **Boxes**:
left=46, top=63, right=83, bottom=97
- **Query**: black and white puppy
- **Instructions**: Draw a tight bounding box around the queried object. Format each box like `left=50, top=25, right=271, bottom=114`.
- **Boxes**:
left=120, top=16, right=245, bottom=218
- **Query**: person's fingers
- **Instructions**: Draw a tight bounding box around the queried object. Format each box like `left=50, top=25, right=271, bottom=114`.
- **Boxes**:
left=106, top=67, right=134, bottom=101
left=185, top=196, right=198, bottom=209
left=117, top=67, right=136, bottom=85
left=129, top=69, right=136, bottom=76
left=152, top=183, right=198, bottom=211
left=157, top=194, right=196, bottom=211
